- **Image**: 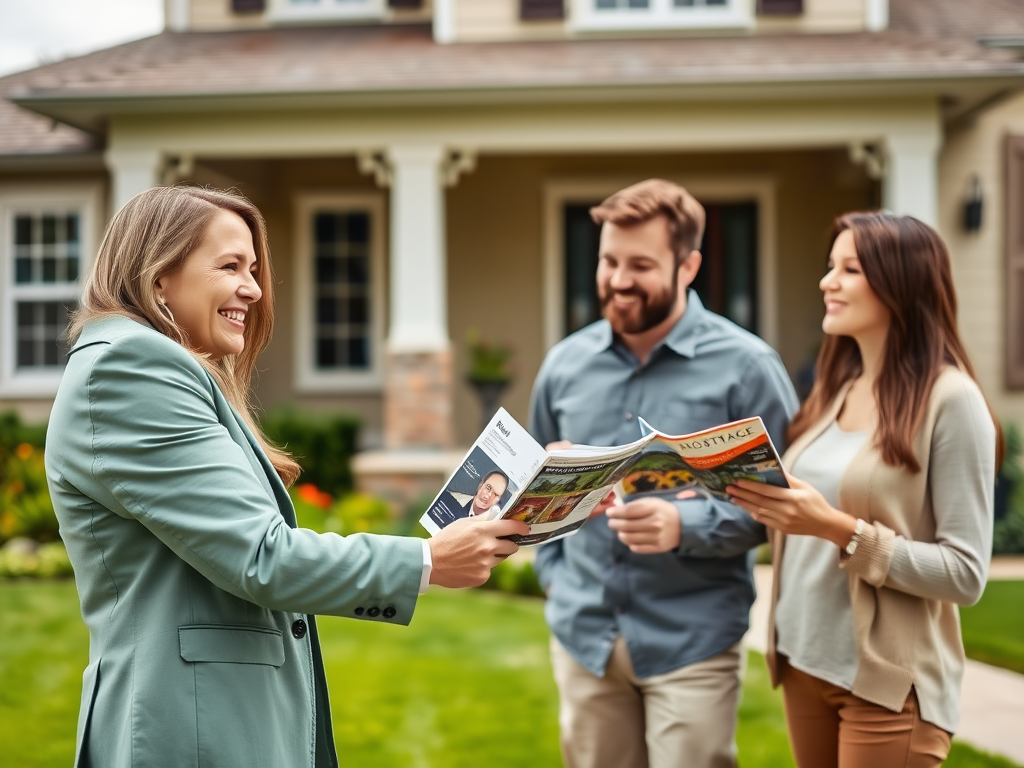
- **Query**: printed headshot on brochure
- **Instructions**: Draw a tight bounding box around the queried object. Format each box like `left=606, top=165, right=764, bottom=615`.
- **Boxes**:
left=427, top=446, right=518, bottom=528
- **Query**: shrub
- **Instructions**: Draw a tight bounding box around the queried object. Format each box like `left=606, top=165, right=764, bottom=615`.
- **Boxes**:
left=0, top=443, right=59, bottom=545
left=994, top=421, right=1024, bottom=554
left=994, top=480, right=1024, bottom=555
left=480, top=557, right=545, bottom=598
left=0, top=539, right=73, bottom=579
left=0, top=411, right=46, bottom=455
left=289, top=485, right=393, bottom=536
left=262, top=407, right=360, bottom=496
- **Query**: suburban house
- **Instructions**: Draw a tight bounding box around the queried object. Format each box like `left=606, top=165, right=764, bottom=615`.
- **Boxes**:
left=2, top=0, right=1024, bottom=502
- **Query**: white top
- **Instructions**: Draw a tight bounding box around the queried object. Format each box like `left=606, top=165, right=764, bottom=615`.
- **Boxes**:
left=775, top=421, right=869, bottom=690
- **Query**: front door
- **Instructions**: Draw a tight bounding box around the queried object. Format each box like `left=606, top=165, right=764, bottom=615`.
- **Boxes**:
left=562, top=200, right=759, bottom=338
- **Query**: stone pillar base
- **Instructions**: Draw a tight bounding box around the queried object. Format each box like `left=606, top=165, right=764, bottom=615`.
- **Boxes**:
left=352, top=448, right=467, bottom=516
left=384, top=348, right=454, bottom=450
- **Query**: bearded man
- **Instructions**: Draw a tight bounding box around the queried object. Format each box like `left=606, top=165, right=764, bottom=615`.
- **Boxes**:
left=529, top=179, right=797, bottom=768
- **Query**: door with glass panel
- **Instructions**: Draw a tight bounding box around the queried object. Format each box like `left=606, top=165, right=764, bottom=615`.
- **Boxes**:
left=562, top=200, right=758, bottom=338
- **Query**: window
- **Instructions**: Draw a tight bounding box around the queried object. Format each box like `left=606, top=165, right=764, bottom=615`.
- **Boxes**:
left=294, top=193, right=385, bottom=392
left=267, top=0, right=385, bottom=22
left=572, top=0, right=752, bottom=31
left=0, top=187, right=99, bottom=396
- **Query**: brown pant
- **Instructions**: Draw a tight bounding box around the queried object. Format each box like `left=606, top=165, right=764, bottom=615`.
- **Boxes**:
left=550, top=637, right=744, bottom=768
left=781, top=665, right=952, bottom=768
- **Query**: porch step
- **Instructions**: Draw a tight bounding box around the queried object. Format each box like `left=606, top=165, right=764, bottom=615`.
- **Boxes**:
left=352, top=448, right=468, bottom=515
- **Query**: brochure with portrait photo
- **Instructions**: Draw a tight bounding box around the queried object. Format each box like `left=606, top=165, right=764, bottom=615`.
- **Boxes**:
left=420, top=408, right=788, bottom=547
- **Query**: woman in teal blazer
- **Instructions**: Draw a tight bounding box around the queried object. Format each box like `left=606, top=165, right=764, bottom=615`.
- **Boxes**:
left=45, top=186, right=526, bottom=768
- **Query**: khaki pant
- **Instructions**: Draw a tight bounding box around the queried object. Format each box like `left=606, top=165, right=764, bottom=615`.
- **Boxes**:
left=781, top=665, right=952, bottom=768
left=550, top=637, right=744, bottom=768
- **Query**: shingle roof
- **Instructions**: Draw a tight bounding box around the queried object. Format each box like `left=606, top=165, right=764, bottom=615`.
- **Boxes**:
left=7, top=25, right=1022, bottom=101
left=3, top=0, right=1024, bottom=157
left=0, top=69, right=98, bottom=156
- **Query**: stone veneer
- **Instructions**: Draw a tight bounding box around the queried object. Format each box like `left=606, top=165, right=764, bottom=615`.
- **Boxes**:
left=384, top=349, right=454, bottom=449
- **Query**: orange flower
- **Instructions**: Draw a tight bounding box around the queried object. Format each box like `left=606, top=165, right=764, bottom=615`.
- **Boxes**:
left=297, top=483, right=333, bottom=510
left=15, top=443, right=34, bottom=460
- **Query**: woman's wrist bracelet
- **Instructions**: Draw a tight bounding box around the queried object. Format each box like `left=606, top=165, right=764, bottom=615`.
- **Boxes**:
left=844, top=518, right=867, bottom=556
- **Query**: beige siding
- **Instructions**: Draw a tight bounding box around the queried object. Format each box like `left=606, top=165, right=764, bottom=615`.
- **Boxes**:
left=455, top=0, right=565, bottom=42
left=174, top=148, right=870, bottom=448
left=940, top=93, right=1024, bottom=429
left=189, top=0, right=269, bottom=30
left=453, top=0, right=865, bottom=43
left=185, top=0, right=867, bottom=40
left=186, top=0, right=432, bottom=32
left=755, top=0, right=864, bottom=34
left=188, top=156, right=388, bottom=444
left=446, top=149, right=873, bottom=445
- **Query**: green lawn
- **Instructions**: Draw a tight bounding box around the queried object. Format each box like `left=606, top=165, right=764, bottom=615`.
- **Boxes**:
left=0, top=580, right=1019, bottom=768
left=960, top=580, right=1024, bottom=675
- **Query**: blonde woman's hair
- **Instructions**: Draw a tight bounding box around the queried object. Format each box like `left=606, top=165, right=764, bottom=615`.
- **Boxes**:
left=71, top=185, right=301, bottom=485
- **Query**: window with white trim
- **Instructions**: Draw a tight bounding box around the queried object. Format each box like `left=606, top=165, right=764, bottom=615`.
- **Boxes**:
left=268, top=0, right=385, bottom=22
left=572, top=0, right=751, bottom=30
left=294, top=193, right=385, bottom=392
left=0, top=187, right=98, bottom=396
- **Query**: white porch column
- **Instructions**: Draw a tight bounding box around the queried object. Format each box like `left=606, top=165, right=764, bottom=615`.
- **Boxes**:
left=883, top=131, right=940, bottom=226
left=105, top=148, right=163, bottom=213
left=383, top=144, right=453, bottom=449
left=388, top=145, right=449, bottom=352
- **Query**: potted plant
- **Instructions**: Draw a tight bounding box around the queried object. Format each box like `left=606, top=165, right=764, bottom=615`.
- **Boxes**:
left=466, top=330, right=514, bottom=432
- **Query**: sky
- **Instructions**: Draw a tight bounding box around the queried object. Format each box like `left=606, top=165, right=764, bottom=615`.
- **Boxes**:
left=0, top=0, right=163, bottom=78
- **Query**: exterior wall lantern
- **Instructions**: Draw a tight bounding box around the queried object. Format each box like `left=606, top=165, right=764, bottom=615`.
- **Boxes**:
left=964, top=175, right=983, bottom=232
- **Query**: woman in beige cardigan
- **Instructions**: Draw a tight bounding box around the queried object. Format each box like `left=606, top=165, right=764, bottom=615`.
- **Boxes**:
left=727, top=212, right=1001, bottom=768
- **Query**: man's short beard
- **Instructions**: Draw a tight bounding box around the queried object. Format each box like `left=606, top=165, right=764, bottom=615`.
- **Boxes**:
left=600, top=277, right=679, bottom=335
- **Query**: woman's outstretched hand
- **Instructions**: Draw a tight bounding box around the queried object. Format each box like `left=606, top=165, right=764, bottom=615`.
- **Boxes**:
left=726, top=475, right=857, bottom=548
left=427, top=517, right=531, bottom=588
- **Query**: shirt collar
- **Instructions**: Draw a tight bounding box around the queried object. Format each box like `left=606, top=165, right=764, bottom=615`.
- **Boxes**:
left=597, top=289, right=706, bottom=359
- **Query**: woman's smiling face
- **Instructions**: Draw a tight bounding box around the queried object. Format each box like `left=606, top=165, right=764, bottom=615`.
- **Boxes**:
left=157, top=209, right=262, bottom=359
left=820, top=228, right=891, bottom=342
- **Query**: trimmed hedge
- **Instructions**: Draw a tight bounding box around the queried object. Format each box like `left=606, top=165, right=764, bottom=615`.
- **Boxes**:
left=261, top=407, right=361, bottom=496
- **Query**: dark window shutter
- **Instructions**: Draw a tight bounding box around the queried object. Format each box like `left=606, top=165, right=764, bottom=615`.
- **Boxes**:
left=521, top=0, right=565, bottom=21
left=389, top=0, right=424, bottom=8
left=757, top=0, right=803, bottom=14
left=1007, top=135, right=1024, bottom=388
left=232, top=0, right=265, bottom=12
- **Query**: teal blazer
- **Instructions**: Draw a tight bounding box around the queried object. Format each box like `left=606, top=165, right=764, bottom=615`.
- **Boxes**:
left=45, top=316, right=424, bottom=768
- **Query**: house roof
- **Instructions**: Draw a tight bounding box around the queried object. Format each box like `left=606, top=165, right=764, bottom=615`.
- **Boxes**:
left=3, top=0, right=1024, bottom=156
left=0, top=69, right=99, bottom=157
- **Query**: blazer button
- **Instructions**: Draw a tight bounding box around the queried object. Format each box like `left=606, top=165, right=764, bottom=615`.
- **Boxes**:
left=382, top=606, right=397, bottom=619
left=355, top=607, right=365, bottom=616
left=291, top=619, right=307, bottom=639
left=367, top=607, right=381, bottom=618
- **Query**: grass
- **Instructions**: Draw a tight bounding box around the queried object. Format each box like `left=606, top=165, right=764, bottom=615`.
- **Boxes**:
left=960, top=581, right=1024, bottom=675
left=0, top=580, right=1020, bottom=768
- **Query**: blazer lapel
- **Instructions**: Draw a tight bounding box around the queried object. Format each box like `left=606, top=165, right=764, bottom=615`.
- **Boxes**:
left=204, top=373, right=299, bottom=529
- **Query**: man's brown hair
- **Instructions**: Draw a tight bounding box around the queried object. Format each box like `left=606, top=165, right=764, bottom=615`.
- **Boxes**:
left=589, top=179, right=706, bottom=264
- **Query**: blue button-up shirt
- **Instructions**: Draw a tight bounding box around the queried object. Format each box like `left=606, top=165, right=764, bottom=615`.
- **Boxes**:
left=530, top=292, right=798, bottom=678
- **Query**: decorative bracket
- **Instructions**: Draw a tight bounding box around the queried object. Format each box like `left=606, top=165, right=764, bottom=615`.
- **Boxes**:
left=442, top=148, right=477, bottom=187
left=357, top=147, right=477, bottom=188
left=161, top=153, right=194, bottom=186
left=357, top=149, right=393, bottom=187
left=848, top=142, right=886, bottom=180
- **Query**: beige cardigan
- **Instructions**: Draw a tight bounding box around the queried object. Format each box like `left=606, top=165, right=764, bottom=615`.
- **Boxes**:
left=765, top=367, right=995, bottom=732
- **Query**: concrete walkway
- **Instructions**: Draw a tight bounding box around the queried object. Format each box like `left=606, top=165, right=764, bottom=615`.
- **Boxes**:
left=744, top=564, right=1024, bottom=765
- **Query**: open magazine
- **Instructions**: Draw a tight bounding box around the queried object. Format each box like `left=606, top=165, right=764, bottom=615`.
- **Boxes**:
left=420, top=407, right=788, bottom=547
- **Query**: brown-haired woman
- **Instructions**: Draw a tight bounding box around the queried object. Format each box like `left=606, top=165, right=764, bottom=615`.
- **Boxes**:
left=727, top=212, right=1000, bottom=768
